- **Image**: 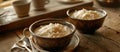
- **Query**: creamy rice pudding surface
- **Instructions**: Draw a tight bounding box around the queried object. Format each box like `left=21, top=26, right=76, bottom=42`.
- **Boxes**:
left=71, top=9, right=104, bottom=20
left=34, top=23, right=72, bottom=38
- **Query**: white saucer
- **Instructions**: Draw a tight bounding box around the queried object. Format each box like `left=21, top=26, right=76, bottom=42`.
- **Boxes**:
left=57, top=0, right=83, bottom=4
left=31, top=33, right=80, bottom=52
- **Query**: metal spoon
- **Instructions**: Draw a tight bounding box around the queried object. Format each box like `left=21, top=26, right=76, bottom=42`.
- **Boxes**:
left=16, top=39, right=32, bottom=52
left=23, top=28, right=38, bottom=52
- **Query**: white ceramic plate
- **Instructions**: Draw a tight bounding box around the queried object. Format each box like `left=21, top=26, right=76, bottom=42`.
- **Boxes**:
left=11, top=31, right=80, bottom=52
left=31, top=33, right=80, bottom=52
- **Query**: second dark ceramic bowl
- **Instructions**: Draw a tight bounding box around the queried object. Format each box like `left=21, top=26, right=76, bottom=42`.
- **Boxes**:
left=67, top=8, right=107, bottom=34
left=29, top=19, right=76, bottom=51
left=96, top=0, right=120, bottom=7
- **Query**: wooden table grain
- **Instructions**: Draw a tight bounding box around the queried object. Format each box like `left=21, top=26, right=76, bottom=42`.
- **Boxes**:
left=0, top=1, right=120, bottom=52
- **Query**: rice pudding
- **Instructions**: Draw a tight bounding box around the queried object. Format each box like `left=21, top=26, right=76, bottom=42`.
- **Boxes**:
left=71, top=9, right=104, bottom=20
left=34, top=23, right=72, bottom=38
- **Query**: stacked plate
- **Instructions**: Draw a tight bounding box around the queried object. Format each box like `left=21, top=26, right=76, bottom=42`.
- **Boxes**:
left=11, top=32, right=80, bottom=52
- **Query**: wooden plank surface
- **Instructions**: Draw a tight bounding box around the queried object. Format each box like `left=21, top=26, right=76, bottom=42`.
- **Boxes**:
left=74, top=27, right=120, bottom=52
left=0, top=0, right=15, bottom=8
left=0, top=31, right=19, bottom=52
left=94, top=0, right=120, bottom=32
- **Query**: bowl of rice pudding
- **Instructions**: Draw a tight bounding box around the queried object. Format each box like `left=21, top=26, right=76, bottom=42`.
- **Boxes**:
left=67, top=8, right=107, bottom=34
left=29, top=19, right=76, bottom=51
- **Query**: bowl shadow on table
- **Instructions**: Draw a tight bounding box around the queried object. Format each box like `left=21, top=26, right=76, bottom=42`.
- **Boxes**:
left=74, top=30, right=120, bottom=52
left=73, top=32, right=103, bottom=52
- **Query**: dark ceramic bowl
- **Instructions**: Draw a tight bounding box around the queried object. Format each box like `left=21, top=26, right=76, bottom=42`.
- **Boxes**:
left=96, top=0, right=120, bottom=7
left=29, top=19, right=76, bottom=51
left=67, top=8, right=107, bottom=34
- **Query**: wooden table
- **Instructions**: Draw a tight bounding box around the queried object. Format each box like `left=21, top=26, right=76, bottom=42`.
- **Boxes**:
left=0, top=0, right=120, bottom=52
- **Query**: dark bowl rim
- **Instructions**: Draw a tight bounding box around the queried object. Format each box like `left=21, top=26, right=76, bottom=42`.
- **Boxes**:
left=66, top=8, right=107, bottom=21
left=29, top=19, right=76, bottom=39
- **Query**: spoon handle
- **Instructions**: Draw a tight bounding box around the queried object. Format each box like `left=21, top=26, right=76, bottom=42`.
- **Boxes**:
left=23, top=28, right=38, bottom=52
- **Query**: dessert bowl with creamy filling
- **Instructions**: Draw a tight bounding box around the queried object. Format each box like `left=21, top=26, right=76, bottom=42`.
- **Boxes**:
left=67, top=8, right=107, bottom=34
left=29, top=19, right=76, bottom=51
left=34, top=23, right=72, bottom=38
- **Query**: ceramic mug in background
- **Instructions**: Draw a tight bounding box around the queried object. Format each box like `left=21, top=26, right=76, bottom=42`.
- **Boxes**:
left=12, top=0, right=31, bottom=17
left=32, top=0, right=49, bottom=10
